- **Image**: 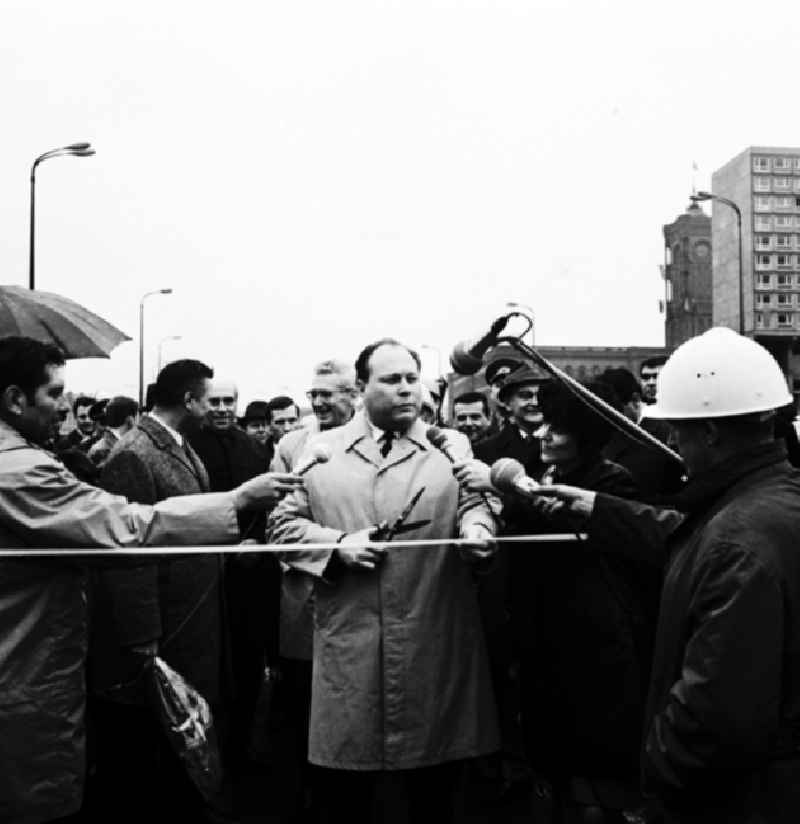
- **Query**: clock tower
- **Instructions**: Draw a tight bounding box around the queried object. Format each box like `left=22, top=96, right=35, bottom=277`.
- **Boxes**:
left=661, top=199, right=713, bottom=349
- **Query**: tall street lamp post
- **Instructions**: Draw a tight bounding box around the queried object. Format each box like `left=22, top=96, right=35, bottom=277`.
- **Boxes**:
left=157, top=335, right=183, bottom=373
left=139, top=289, right=173, bottom=409
left=693, top=191, right=744, bottom=334
left=29, top=142, right=96, bottom=290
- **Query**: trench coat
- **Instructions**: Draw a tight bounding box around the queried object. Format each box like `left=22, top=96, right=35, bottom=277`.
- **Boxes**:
left=588, top=442, right=800, bottom=823
left=0, top=419, right=239, bottom=824
left=268, top=412, right=500, bottom=770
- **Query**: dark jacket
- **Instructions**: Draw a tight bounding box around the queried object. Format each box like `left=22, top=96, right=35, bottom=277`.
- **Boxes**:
left=91, top=415, right=226, bottom=705
left=589, top=443, right=800, bottom=822
left=473, top=425, right=544, bottom=645
left=603, top=416, right=684, bottom=502
left=518, top=458, right=659, bottom=805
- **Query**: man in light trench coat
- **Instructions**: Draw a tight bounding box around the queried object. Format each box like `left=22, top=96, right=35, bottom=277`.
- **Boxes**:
left=0, top=337, right=300, bottom=824
left=268, top=338, right=500, bottom=823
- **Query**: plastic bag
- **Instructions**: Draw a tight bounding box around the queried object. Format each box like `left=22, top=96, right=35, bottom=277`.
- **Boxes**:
left=148, top=656, right=223, bottom=804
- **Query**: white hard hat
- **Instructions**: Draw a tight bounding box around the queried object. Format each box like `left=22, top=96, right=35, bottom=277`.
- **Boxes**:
left=648, top=327, right=792, bottom=420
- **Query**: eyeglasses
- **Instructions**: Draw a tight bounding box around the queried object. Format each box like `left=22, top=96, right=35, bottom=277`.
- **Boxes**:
left=306, top=390, right=334, bottom=401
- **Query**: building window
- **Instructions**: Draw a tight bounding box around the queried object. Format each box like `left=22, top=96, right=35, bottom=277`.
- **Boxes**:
left=754, top=157, right=771, bottom=171
left=777, top=235, right=791, bottom=247
left=778, top=255, right=789, bottom=266
left=756, top=216, right=772, bottom=230
left=775, top=177, right=791, bottom=190
left=758, top=274, right=771, bottom=286
left=756, top=312, right=765, bottom=328
left=775, top=196, right=794, bottom=210
left=778, top=312, right=793, bottom=326
left=775, top=157, right=793, bottom=171
left=777, top=216, right=793, bottom=229
left=756, top=235, right=771, bottom=247
left=758, top=294, right=772, bottom=305
left=778, top=294, right=792, bottom=305
left=755, top=196, right=772, bottom=211
left=758, top=254, right=771, bottom=265
left=754, top=176, right=771, bottom=191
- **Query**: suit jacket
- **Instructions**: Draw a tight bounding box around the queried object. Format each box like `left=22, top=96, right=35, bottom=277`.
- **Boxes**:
left=87, top=428, right=119, bottom=466
left=268, top=412, right=499, bottom=769
left=91, top=415, right=226, bottom=704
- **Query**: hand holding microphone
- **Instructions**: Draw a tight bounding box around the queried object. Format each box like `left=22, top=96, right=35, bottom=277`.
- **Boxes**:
left=489, top=458, right=542, bottom=499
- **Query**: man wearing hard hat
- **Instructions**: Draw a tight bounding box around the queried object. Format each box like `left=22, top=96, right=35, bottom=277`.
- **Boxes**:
left=530, top=327, right=800, bottom=823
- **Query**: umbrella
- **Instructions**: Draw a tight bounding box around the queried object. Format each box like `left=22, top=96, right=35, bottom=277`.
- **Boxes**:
left=0, top=285, right=131, bottom=359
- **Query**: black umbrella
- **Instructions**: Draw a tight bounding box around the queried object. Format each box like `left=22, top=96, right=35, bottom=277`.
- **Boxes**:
left=0, top=285, right=131, bottom=359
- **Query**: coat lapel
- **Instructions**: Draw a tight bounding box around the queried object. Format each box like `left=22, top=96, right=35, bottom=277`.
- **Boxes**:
left=140, top=416, right=203, bottom=482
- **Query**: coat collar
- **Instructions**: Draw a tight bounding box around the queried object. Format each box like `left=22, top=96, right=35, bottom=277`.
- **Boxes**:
left=137, top=414, right=202, bottom=479
left=0, top=418, right=34, bottom=452
left=666, top=441, right=789, bottom=516
left=343, top=411, right=429, bottom=470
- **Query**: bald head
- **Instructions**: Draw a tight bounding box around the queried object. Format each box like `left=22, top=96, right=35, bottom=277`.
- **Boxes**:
left=207, top=380, right=238, bottom=430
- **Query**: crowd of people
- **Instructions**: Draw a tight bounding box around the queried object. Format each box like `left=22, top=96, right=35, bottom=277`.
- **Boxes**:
left=1, top=327, right=800, bottom=824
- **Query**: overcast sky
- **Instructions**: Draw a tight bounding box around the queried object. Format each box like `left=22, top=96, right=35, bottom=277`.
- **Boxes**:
left=3, top=0, right=800, bottom=405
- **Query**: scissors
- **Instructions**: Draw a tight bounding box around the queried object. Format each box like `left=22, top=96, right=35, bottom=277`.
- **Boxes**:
left=371, top=486, right=430, bottom=541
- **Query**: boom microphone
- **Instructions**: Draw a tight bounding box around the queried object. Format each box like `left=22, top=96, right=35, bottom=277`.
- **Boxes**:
left=449, top=315, right=513, bottom=375
left=489, top=458, right=541, bottom=498
left=296, top=443, right=332, bottom=476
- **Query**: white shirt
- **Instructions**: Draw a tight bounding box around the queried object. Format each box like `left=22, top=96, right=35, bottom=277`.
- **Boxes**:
left=146, top=411, right=183, bottom=447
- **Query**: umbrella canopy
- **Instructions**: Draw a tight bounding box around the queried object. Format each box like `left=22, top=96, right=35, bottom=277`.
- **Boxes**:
left=0, top=285, right=131, bottom=359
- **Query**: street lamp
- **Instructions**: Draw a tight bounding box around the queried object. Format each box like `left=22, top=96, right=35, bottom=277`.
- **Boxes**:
left=693, top=191, right=744, bottom=334
left=29, top=142, right=96, bottom=290
left=139, top=289, right=173, bottom=409
left=157, top=335, right=183, bottom=373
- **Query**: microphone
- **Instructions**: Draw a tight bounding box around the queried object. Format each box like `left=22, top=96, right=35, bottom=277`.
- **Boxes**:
left=296, top=443, right=332, bottom=476
left=450, top=315, right=513, bottom=375
left=425, top=426, right=455, bottom=462
left=489, top=458, right=540, bottom=498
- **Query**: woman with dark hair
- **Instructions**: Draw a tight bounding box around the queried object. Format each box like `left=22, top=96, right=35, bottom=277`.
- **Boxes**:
left=514, top=380, right=660, bottom=824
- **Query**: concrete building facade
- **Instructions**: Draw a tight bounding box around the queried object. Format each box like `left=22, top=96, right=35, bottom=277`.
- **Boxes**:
left=661, top=200, right=713, bottom=349
left=711, top=146, right=800, bottom=386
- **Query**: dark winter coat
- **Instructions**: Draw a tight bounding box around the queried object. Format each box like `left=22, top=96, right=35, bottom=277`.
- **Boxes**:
left=91, top=415, right=226, bottom=705
left=518, top=457, right=660, bottom=804
left=588, top=442, right=800, bottom=822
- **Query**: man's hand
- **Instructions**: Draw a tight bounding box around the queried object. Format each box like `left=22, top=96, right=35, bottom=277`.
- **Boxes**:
left=335, top=527, right=387, bottom=571
left=452, top=459, right=494, bottom=493
left=233, top=472, right=304, bottom=511
left=533, top=484, right=597, bottom=521
left=459, top=522, right=496, bottom=562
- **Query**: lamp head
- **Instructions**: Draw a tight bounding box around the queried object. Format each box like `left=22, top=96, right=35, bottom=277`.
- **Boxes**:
left=160, top=289, right=173, bottom=295
left=694, top=191, right=713, bottom=201
left=65, top=142, right=91, bottom=151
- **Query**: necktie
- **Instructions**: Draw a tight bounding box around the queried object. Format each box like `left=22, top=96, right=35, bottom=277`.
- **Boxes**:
left=380, top=430, right=394, bottom=458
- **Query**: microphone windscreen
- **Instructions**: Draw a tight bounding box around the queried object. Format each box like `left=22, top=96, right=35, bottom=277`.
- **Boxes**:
left=449, top=340, right=485, bottom=375
left=297, top=442, right=332, bottom=474
left=426, top=426, right=448, bottom=450
left=489, top=458, right=526, bottom=493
